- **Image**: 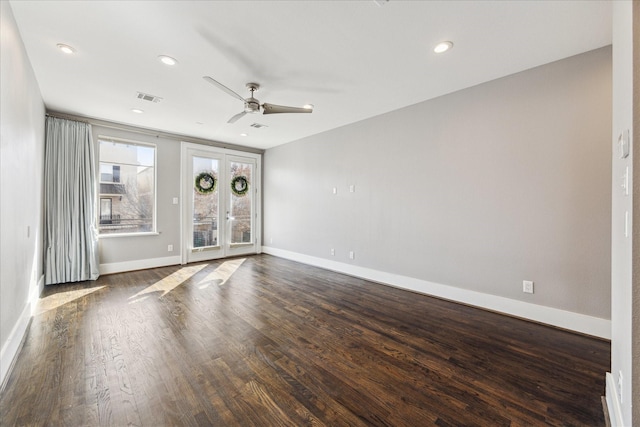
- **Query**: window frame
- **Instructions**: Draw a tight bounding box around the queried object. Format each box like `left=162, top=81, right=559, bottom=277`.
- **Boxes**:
left=97, top=136, right=158, bottom=238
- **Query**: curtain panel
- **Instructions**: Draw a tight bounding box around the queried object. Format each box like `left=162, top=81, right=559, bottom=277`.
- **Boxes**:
left=44, top=116, right=99, bottom=285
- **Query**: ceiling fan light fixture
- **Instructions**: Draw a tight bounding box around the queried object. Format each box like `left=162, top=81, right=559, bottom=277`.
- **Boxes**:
left=434, top=41, right=454, bottom=53
left=57, top=43, right=75, bottom=54
left=158, top=55, right=178, bottom=66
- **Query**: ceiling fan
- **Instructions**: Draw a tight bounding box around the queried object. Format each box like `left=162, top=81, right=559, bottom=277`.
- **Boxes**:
left=203, top=76, right=313, bottom=124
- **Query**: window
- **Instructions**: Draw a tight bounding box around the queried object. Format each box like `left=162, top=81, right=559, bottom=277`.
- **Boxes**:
left=100, top=198, right=113, bottom=224
left=100, top=164, right=120, bottom=183
left=98, top=137, right=155, bottom=235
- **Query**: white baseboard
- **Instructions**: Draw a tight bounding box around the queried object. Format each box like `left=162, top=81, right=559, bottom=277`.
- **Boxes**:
left=100, top=255, right=181, bottom=275
left=0, top=299, right=32, bottom=390
left=30, top=274, right=45, bottom=315
left=0, top=273, right=44, bottom=390
left=262, top=246, right=611, bottom=340
left=605, top=372, right=624, bottom=427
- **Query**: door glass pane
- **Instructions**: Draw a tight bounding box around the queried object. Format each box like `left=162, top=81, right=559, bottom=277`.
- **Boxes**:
left=229, top=161, right=253, bottom=244
left=193, top=157, right=219, bottom=248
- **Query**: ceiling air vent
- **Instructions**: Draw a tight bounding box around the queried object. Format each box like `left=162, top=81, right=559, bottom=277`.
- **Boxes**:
left=250, top=123, right=268, bottom=129
left=136, top=92, right=162, bottom=103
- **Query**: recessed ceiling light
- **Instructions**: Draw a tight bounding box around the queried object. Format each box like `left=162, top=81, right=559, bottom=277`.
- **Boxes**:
left=158, top=55, right=178, bottom=66
left=131, top=108, right=144, bottom=114
left=57, top=43, right=75, bottom=54
left=240, top=133, right=248, bottom=137
left=303, top=104, right=314, bottom=110
left=434, top=41, right=454, bottom=53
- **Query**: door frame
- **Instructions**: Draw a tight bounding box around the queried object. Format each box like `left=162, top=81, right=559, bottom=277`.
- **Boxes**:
left=180, top=142, right=262, bottom=264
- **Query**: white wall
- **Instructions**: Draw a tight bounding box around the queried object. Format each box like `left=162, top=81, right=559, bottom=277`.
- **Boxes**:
left=608, top=1, right=636, bottom=426
left=634, top=2, right=640, bottom=420
left=0, top=1, right=45, bottom=386
left=264, top=47, right=612, bottom=336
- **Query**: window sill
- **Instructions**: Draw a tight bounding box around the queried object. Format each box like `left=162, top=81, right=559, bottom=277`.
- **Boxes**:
left=99, top=231, right=160, bottom=239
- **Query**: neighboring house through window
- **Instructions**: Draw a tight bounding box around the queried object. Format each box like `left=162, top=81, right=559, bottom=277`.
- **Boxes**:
left=98, top=137, right=156, bottom=235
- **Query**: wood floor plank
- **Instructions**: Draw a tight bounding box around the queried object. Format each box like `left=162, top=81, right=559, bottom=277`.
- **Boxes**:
left=0, top=254, right=610, bottom=426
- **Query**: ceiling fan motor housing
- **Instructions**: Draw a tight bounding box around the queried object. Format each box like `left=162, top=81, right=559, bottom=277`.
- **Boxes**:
left=244, top=98, right=261, bottom=113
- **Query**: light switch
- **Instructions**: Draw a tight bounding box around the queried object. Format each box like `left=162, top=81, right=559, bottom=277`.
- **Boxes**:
left=172, top=197, right=179, bottom=205
left=618, top=130, right=629, bottom=159
left=625, top=211, right=629, bottom=238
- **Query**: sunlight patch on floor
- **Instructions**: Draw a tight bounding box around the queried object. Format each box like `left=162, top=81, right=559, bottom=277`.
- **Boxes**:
left=197, top=258, right=246, bottom=289
left=128, top=264, right=208, bottom=304
left=35, top=286, right=105, bottom=315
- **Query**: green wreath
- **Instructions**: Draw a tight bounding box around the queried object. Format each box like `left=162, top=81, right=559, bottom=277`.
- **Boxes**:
left=231, top=175, right=249, bottom=197
left=194, top=171, right=217, bottom=194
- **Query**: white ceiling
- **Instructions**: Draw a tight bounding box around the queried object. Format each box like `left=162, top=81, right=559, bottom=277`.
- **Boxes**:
left=10, top=0, right=612, bottom=150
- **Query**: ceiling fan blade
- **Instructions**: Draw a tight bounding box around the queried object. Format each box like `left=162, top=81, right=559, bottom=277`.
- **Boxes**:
left=227, top=111, right=247, bottom=124
left=262, top=103, right=313, bottom=115
left=203, top=76, right=245, bottom=102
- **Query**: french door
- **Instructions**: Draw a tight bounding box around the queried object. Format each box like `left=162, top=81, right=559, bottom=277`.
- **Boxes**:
left=181, top=142, right=261, bottom=263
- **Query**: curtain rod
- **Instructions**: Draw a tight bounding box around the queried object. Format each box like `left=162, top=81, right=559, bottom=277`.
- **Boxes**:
left=46, top=113, right=90, bottom=125
left=45, top=110, right=265, bottom=155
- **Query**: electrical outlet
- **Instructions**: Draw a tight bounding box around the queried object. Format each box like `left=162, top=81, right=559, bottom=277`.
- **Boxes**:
left=622, top=167, right=629, bottom=196
left=330, top=248, right=335, bottom=256
left=349, top=184, right=355, bottom=193
left=523, top=280, right=534, bottom=294
left=349, top=251, right=355, bottom=260
left=172, top=197, right=178, bottom=205
left=332, top=187, right=337, bottom=195
left=168, top=244, right=173, bottom=252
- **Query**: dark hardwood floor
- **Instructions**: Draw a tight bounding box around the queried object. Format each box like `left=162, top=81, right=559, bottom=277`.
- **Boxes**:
left=1, top=254, right=610, bottom=426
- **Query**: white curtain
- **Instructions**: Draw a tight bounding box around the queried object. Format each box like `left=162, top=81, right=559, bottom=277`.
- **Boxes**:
left=44, top=116, right=99, bottom=285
